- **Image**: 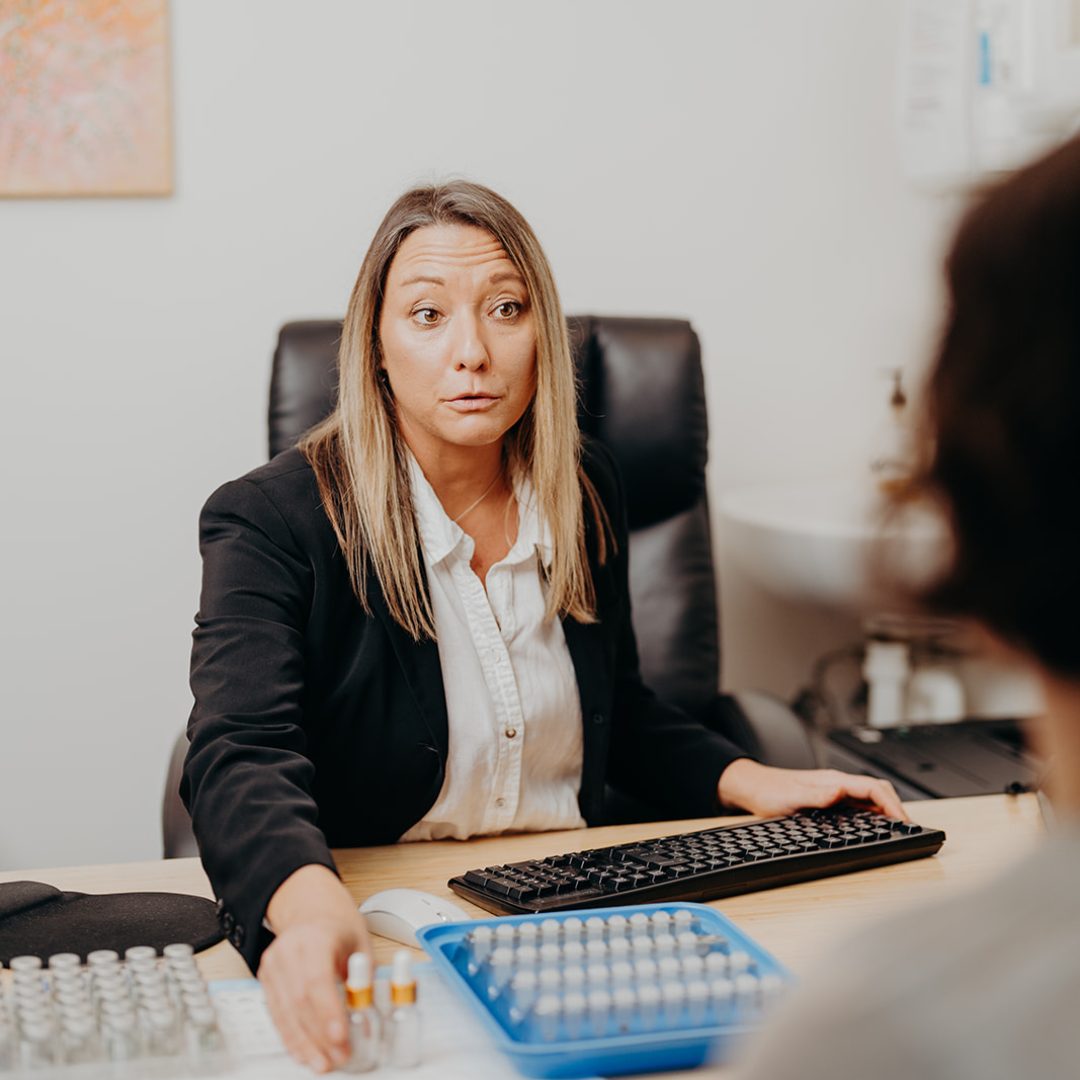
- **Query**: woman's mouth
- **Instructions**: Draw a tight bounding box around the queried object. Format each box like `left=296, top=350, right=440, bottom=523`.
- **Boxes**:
left=446, top=393, right=500, bottom=412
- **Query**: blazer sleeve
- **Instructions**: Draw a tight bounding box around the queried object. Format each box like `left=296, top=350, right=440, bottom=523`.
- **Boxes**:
left=590, top=442, right=753, bottom=818
left=181, top=476, right=337, bottom=973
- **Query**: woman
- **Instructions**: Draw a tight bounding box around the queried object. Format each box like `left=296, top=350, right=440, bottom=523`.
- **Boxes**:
left=736, top=136, right=1080, bottom=1080
left=182, top=180, right=902, bottom=1073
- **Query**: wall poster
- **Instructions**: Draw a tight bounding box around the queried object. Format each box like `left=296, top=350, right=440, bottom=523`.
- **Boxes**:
left=0, top=0, right=172, bottom=197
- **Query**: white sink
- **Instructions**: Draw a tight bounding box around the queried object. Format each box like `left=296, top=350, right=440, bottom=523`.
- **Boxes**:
left=718, top=480, right=949, bottom=612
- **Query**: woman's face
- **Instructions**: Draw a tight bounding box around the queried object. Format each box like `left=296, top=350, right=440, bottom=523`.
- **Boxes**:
left=378, top=222, right=537, bottom=463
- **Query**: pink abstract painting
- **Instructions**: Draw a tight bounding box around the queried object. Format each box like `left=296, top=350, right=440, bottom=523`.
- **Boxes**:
left=0, top=0, right=172, bottom=196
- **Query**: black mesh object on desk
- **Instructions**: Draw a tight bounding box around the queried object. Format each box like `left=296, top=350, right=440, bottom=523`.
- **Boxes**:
left=449, top=807, right=946, bottom=916
left=0, top=881, right=222, bottom=963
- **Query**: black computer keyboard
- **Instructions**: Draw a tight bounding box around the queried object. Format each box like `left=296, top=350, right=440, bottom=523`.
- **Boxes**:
left=448, top=807, right=946, bottom=916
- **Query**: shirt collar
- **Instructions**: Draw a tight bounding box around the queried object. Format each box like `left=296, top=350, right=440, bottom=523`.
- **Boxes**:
left=408, top=453, right=468, bottom=567
left=407, top=453, right=554, bottom=570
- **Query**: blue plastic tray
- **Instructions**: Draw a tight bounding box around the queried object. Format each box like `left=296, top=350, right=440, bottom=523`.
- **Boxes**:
left=417, top=902, right=791, bottom=1078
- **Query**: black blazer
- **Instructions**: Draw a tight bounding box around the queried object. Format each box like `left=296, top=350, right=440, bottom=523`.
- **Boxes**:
left=182, top=439, right=745, bottom=972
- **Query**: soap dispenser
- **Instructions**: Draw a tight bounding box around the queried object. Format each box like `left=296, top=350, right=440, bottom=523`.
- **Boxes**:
left=871, top=367, right=911, bottom=495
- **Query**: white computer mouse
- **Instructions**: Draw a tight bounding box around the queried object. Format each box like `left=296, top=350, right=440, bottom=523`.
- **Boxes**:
left=358, top=888, right=471, bottom=947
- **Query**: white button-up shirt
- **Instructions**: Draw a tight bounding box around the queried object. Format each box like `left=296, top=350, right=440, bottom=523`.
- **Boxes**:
left=399, top=456, right=586, bottom=841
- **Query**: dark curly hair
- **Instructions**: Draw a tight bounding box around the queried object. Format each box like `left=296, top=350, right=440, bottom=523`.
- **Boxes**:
left=915, top=134, right=1080, bottom=677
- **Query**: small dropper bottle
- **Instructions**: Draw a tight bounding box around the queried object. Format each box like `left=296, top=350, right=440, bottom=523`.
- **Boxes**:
left=386, top=950, right=421, bottom=1068
left=343, top=952, right=380, bottom=1073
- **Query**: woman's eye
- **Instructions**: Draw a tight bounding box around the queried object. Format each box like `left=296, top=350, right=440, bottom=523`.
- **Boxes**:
left=413, top=308, right=439, bottom=325
left=494, top=301, right=520, bottom=319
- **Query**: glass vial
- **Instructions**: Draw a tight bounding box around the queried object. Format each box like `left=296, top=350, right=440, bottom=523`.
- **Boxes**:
left=385, top=951, right=421, bottom=1069
left=342, top=952, right=380, bottom=1074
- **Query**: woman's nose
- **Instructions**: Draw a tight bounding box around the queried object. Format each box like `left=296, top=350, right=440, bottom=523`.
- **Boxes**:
left=452, top=315, right=489, bottom=371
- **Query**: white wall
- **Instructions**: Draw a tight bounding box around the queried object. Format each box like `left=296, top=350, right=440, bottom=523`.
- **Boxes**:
left=0, top=0, right=962, bottom=869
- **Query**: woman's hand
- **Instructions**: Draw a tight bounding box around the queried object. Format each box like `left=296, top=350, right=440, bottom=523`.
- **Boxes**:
left=717, top=759, right=908, bottom=821
left=259, top=865, right=373, bottom=1074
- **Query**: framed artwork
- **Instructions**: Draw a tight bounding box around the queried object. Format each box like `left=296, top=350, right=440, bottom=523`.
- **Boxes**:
left=0, top=0, right=172, bottom=197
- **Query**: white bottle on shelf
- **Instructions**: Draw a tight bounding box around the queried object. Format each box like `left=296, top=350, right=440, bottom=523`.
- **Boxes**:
left=863, top=640, right=911, bottom=728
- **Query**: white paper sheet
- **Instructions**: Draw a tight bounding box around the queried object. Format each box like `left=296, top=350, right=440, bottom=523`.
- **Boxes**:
left=208, top=965, right=599, bottom=1079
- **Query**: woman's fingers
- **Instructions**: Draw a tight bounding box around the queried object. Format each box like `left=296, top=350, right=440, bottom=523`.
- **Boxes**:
left=260, top=953, right=330, bottom=1071
left=718, top=759, right=909, bottom=820
left=813, top=771, right=908, bottom=820
left=258, top=919, right=370, bottom=1073
left=300, top=970, right=350, bottom=1067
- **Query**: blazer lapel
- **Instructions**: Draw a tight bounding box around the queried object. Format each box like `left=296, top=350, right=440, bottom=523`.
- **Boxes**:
left=562, top=614, right=611, bottom=822
left=368, top=577, right=450, bottom=764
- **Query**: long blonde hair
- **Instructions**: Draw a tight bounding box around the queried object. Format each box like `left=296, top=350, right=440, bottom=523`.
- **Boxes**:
left=300, top=181, right=609, bottom=640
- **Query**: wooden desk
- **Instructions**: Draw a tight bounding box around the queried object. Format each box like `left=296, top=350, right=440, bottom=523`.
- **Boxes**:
left=0, top=796, right=1045, bottom=1077
left=0, top=794, right=1044, bottom=983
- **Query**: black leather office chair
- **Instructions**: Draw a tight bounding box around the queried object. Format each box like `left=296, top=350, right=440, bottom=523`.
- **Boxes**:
left=162, top=316, right=815, bottom=858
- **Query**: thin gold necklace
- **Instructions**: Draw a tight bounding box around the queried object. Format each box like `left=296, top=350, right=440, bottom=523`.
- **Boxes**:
left=451, top=469, right=503, bottom=525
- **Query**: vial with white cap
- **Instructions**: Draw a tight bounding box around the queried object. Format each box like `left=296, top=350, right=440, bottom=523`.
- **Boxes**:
left=532, top=994, right=560, bottom=1042
left=163, top=943, right=195, bottom=965
left=493, top=922, right=517, bottom=949
left=19, top=1018, right=55, bottom=1069
left=386, top=950, right=421, bottom=1068
left=562, top=940, right=585, bottom=966
left=686, top=980, right=710, bottom=1025
left=606, top=914, right=628, bottom=939
left=611, top=985, right=635, bottom=1030
left=507, top=970, right=538, bottom=1024
left=704, top=951, right=730, bottom=977
left=660, top=981, right=685, bottom=1027
left=632, top=956, right=658, bottom=984
left=728, top=950, right=752, bottom=974
left=709, top=975, right=735, bottom=1009
left=562, top=990, right=587, bottom=1039
left=671, top=909, right=695, bottom=933
left=537, top=942, right=561, bottom=968
left=465, top=926, right=493, bottom=975
left=514, top=944, right=539, bottom=969
left=486, top=946, right=516, bottom=999
left=586, top=988, right=611, bottom=1037
left=343, top=952, right=380, bottom=1073
left=637, top=983, right=662, bottom=1031
left=680, top=954, right=705, bottom=980
left=649, top=910, right=672, bottom=936
left=0, top=1020, right=13, bottom=1071
left=187, top=1003, right=226, bottom=1060
left=561, top=916, right=584, bottom=942
left=539, top=919, right=561, bottom=943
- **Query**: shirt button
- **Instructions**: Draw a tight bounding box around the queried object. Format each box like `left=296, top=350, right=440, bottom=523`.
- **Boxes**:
left=495, top=797, right=506, bottom=808
left=505, top=728, right=517, bottom=739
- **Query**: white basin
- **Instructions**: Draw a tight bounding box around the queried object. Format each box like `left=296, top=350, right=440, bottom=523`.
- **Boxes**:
left=719, top=480, right=949, bottom=612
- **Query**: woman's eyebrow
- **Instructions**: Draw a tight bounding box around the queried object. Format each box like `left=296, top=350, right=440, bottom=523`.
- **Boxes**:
left=488, top=271, right=525, bottom=287
left=398, top=274, right=445, bottom=288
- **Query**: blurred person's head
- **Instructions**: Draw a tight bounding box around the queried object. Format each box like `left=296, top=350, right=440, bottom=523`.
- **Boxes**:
left=915, top=135, right=1080, bottom=680
left=912, top=135, right=1080, bottom=804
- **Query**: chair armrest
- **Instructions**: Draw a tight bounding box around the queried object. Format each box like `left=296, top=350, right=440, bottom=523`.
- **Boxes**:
left=163, top=731, right=199, bottom=859
left=708, top=691, right=819, bottom=772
